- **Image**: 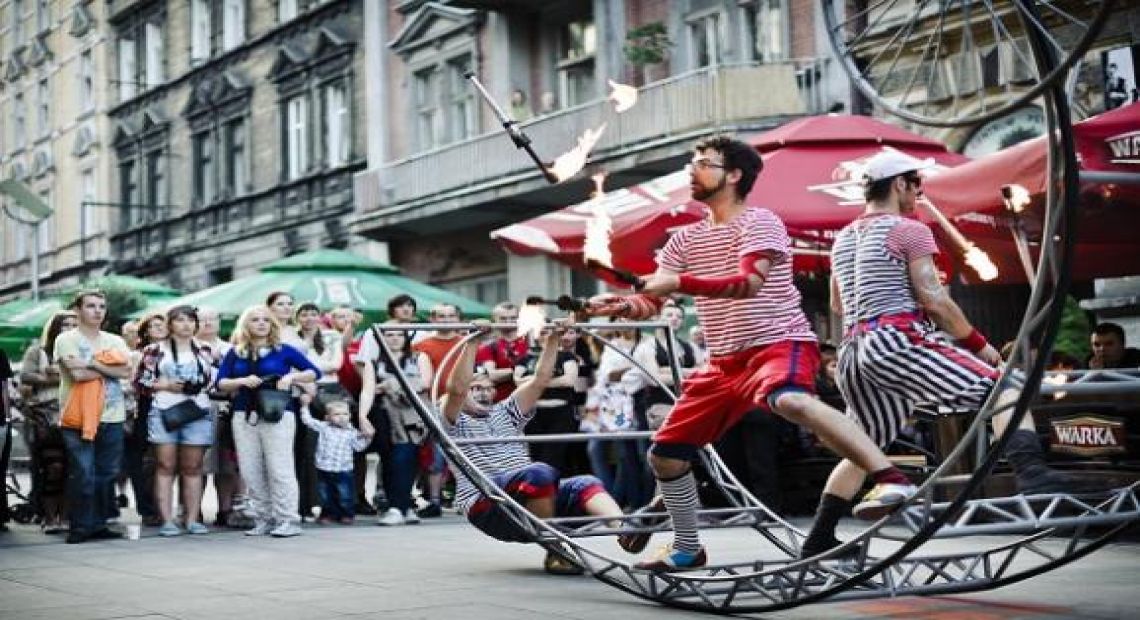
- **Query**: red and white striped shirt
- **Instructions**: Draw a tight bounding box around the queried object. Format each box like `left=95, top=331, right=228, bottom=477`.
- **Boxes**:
left=657, top=207, right=816, bottom=356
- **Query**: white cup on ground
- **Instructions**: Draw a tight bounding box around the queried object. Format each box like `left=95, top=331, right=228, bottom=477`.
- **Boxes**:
left=126, top=524, right=141, bottom=540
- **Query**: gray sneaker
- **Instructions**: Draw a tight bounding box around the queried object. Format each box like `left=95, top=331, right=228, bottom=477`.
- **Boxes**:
left=270, top=521, right=302, bottom=538
left=158, top=521, right=182, bottom=537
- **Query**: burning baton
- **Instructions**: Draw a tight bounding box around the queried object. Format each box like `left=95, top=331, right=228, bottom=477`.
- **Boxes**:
left=465, top=72, right=645, bottom=292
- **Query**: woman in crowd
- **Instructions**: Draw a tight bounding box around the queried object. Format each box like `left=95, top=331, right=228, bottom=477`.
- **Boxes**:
left=123, top=312, right=167, bottom=525
left=196, top=307, right=247, bottom=528
left=633, top=302, right=697, bottom=429
left=266, top=292, right=301, bottom=346
left=134, top=306, right=216, bottom=536
left=357, top=324, right=428, bottom=526
left=582, top=320, right=647, bottom=507
left=216, top=305, right=319, bottom=538
left=18, top=311, right=78, bottom=533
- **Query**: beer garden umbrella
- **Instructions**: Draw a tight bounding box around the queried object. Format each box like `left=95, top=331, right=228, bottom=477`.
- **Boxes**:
left=0, top=275, right=183, bottom=359
left=156, top=249, right=492, bottom=331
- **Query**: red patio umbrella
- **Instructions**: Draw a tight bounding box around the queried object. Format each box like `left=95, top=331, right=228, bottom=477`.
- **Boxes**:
left=493, top=114, right=965, bottom=284
left=924, top=102, right=1140, bottom=283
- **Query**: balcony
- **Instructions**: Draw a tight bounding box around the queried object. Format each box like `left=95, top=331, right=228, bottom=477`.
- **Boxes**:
left=354, top=61, right=841, bottom=237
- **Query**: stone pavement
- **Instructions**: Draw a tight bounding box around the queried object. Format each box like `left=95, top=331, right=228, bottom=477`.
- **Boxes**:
left=1, top=513, right=1138, bottom=620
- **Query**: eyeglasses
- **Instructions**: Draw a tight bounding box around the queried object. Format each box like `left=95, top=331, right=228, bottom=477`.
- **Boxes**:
left=686, top=158, right=726, bottom=172
left=904, top=175, right=922, bottom=189
left=469, top=385, right=495, bottom=393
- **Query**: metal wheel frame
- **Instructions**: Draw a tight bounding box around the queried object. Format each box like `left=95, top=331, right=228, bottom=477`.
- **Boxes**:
left=823, top=0, right=1116, bottom=128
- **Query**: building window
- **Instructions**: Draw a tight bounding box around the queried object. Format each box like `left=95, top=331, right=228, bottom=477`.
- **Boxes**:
left=222, top=0, right=245, bottom=51
left=688, top=12, right=722, bottom=69
left=119, top=160, right=138, bottom=229
left=35, top=0, right=49, bottom=33
left=193, top=132, right=215, bottom=205
left=285, top=95, right=308, bottom=179
left=447, top=56, right=475, bottom=141
left=558, top=21, right=596, bottom=107
left=224, top=117, right=248, bottom=194
left=190, top=0, right=211, bottom=64
left=81, top=169, right=99, bottom=236
left=13, top=94, right=26, bottom=149
left=414, top=67, right=439, bottom=149
left=37, top=191, right=52, bottom=250
left=80, top=51, right=94, bottom=112
left=145, top=22, right=164, bottom=87
left=36, top=79, right=49, bottom=138
left=322, top=83, right=349, bottom=167
left=145, top=150, right=165, bottom=218
left=13, top=0, right=25, bottom=48
left=279, top=0, right=298, bottom=23
left=118, top=37, right=137, bottom=101
left=743, top=0, right=786, bottom=63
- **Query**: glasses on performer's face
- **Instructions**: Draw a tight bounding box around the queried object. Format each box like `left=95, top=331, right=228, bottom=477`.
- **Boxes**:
left=469, top=384, right=495, bottom=394
left=686, top=157, right=726, bottom=173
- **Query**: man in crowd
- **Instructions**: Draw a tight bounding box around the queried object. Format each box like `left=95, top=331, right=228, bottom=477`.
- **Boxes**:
left=55, top=290, right=132, bottom=544
left=1088, top=322, right=1140, bottom=369
left=476, top=302, right=529, bottom=403
left=411, top=303, right=465, bottom=517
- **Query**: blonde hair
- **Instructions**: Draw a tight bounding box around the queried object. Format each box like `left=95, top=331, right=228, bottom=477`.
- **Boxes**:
left=231, top=305, right=284, bottom=358
left=138, top=311, right=169, bottom=348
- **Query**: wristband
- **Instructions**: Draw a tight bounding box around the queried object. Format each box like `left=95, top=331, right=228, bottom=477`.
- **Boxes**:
left=958, top=328, right=988, bottom=354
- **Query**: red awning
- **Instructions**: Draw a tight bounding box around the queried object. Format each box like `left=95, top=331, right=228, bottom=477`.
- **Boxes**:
left=924, top=102, right=1140, bottom=283
left=493, top=114, right=965, bottom=284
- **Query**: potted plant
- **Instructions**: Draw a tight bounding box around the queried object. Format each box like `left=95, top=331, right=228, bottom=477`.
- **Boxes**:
left=624, top=21, right=672, bottom=84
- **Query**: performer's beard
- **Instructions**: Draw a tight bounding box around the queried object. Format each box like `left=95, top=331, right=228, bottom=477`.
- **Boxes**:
left=691, top=175, right=727, bottom=202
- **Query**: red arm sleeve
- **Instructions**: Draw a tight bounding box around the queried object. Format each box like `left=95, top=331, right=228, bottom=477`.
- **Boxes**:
left=675, top=251, right=768, bottom=298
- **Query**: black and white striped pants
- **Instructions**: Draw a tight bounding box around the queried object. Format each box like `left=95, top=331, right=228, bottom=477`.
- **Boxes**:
left=836, top=322, right=998, bottom=448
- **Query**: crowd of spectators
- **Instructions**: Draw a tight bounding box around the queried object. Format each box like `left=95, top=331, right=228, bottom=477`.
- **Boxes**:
left=1, top=285, right=1136, bottom=539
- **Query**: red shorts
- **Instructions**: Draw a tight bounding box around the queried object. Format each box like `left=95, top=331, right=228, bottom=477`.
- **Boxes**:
left=653, top=340, right=820, bottom=448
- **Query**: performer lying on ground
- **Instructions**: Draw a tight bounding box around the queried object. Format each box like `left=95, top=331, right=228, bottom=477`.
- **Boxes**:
left=440, top=319, right=652, bottom=575
left=801, top=150, right=1089, bottom=559
left=584, top=136, right=917, bottom=572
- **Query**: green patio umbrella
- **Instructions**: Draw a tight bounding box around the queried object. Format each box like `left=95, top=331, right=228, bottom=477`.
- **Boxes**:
left=0, top=275, right=182, bottom=360
left=156, top=249, right=493, bottom=329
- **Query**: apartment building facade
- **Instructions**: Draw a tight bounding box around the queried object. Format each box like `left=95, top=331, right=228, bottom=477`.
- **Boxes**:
left=104, top=0, right=367, bottom=292
left=353, top=0, right=847, bottom=305
left=0, top=0, right=117, bottom=300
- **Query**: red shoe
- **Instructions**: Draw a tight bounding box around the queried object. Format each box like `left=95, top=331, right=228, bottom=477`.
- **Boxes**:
left=339, top=517, right=354, bottom=525
left=317, top=516, right=334, bottom=525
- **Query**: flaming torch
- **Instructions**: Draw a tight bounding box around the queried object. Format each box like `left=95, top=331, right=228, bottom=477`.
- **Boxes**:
left=1002, top=183, right=1036, bottom=282
left=548, top=125, right=607, bottom=183
left=464, top=71, right=559, bottom=184
left=918, top=197, right=999, bottom=282
left=582, top=173, right=645, bottom=290
left=608, top=80, right=639, bottom=113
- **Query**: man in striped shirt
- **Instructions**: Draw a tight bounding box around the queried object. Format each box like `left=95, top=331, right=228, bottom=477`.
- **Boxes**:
left=585, top=136, right=915, bottom=571
left=441, top=320, right=649, bottom=575
left=801, top=150, right=1080, bottom=559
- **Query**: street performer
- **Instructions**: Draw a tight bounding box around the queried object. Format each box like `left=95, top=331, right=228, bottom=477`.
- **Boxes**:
left=441, top=319, right=651, bottom=575
left=800, top=150, right=1085, bottom=558
left=584, top=136, right=916, bottom=571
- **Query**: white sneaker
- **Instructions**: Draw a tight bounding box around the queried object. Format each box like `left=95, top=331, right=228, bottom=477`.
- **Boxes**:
left=853, top=482, right=918, bottom=520
left=404, top=508, right=421, bottom=525
left=377, top=508, right=404, bottom=526
left=244, top=521, right=274, bottom=536
left=270, top=521, right=302, bottom=538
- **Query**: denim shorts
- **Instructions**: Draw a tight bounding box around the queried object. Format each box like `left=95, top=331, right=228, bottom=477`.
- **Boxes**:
left=148, top=408, right=215, bottom=446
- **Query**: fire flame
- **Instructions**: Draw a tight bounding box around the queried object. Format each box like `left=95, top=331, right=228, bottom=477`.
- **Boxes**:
left=964, top=244, right=999, bottom=282
left=1002, top=183, right=1032, bottom=214
left=608, top=80, right=639, bottom=113
left=548, top=124, right=607, bottom=182
left=516, top=303, right=547, bottom=342
left=583, top=172, right=614, bottom=268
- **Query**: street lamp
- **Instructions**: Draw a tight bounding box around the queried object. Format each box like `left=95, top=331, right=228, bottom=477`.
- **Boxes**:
left=0, top=179, right=52, bottom=302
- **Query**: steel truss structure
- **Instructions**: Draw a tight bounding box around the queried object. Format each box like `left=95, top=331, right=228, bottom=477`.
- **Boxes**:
left=369, top=1, right=1139, bottom=612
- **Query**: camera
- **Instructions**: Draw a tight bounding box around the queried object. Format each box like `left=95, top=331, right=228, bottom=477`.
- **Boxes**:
left=182, top=380, right=209, bottom=395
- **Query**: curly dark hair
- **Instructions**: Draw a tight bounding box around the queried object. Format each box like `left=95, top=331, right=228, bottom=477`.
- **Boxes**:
left=695, top=135, right=763, bottom=200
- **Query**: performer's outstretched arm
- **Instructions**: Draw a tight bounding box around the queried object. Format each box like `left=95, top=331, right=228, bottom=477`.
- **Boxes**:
left=674, top=252, right=773, bottom=299
left=511, top=323, right=567, bottom=413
